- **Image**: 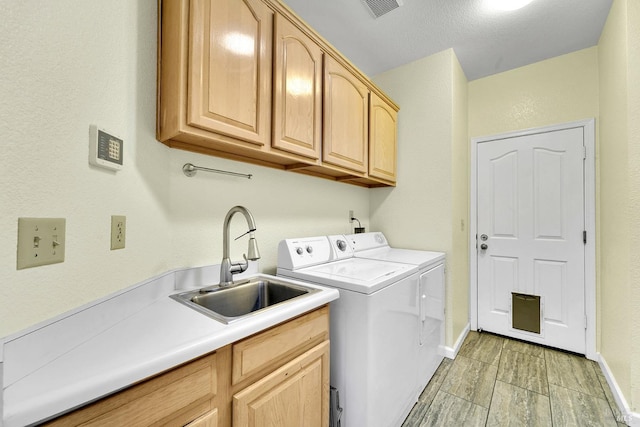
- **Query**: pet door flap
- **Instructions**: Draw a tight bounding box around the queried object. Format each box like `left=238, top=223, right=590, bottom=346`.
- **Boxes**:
left=512, top=293, right=541, bottom=334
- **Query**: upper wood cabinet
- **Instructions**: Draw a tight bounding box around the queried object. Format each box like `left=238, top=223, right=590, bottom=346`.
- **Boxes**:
left=369, top=92, right=398, bottom=183
left=322, top=56, right=369, bottom=174
left=158, top=0, right=399, bottom=187
left=188, top=0, right=273, bottom=146
left=272, top=14, right=323, bottom=160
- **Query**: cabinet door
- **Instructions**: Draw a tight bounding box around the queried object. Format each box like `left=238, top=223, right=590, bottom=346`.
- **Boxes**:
left=232, top=305, right=329, bottom=386
left=272, top=14, right=322, bottom=160
left=369, top=92, right=398, bottom=183
left=185, top=408, right=218, bottom=427
left=44, top=353, right=217, bottom=427
left=233, top=341, right=329, bottom=427
left=323, top=56, right=369, bottom=173
left=188, top=0, right=273, bottom=146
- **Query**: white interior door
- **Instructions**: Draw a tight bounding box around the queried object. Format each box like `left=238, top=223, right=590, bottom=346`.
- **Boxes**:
left=476, top=127, right=586, bottom=354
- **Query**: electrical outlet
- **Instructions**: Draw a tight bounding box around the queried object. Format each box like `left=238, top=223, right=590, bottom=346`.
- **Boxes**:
left=349, top=210, right=354, bottom=223
left=111, top=215, right=126, bottom=250
left=17, top=218, right=66, bottom=269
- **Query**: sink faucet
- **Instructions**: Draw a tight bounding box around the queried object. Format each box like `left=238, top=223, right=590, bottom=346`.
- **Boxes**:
left=220, top=206, right=260, bottom=286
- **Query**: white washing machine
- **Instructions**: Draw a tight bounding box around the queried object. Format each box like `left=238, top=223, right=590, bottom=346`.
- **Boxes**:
left=277, top=235, right=420, bottom=427
left=346, top=232, right=446, bottom=395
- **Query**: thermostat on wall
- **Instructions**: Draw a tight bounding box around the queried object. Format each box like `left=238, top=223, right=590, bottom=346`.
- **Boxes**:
left=89, top=125, right=123, bottom=171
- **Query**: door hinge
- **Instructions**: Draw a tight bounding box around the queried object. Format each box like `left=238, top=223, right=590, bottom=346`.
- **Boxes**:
left=583, top=230, right=587, bottom=244
left=583, top=145, right=587, bottom=159
left=585, top=315, right=588, bottom=330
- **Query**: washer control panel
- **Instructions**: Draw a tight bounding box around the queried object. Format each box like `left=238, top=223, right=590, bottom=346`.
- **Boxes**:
left=278, top=236, right=332, bottom=270
left=277, top=235, right=354, bottom=270
left=346, top=231, right=388, bottom=252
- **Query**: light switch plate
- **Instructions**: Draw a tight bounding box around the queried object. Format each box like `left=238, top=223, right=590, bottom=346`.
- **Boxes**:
left=17, top=218, right=66, bottom=269
left=111, top=215, right=126, bottom=250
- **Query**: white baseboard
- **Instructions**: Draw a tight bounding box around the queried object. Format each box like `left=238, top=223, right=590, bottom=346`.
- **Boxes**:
left=598, top=353, right=639, bottom=426
left=442, top=323, right=470, bottom=359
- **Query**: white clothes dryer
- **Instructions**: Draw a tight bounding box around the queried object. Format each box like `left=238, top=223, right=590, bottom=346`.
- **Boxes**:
left=277, top=235, right=420, bottom=427
left=345, top=232, right=446, bottom=395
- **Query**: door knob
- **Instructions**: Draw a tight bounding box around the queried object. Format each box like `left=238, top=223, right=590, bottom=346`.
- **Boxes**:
left=480, top=243, right=488, bottom=250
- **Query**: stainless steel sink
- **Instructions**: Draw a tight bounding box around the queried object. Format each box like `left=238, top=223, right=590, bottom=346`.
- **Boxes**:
left=170, top=277, right=320, bottom=323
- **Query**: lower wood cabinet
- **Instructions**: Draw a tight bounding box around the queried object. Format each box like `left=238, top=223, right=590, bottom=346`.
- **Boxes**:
left=45, top=306, right=329, bottom=427
left=43, top=352, right=218, bottom=427
left=231, top=304, right=329, bottom=386
left=233, top=341, right=329, bottom=427
left=185, top=409, right=219, bottom=427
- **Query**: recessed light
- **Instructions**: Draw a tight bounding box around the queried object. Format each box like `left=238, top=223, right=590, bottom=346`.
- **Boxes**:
left=485, top=0, right=535, bottom=12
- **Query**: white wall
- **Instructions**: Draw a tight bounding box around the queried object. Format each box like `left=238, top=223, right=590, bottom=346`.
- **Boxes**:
left=167, top=150, right=370, bottom=273
left=371, top=51, right=453, bottom=251
left=598, top=0, right=631, bottom=405
left=468, top=47, right=600, bottom=138
left=0, top=0, right=171, bottom=337
left=598, top=0, right=640, bottom=413
left=0, top=0, right=369, bottom=338
left=450, top=54, right=470, bottom=345
left=628, top=0, right=640, bottom=412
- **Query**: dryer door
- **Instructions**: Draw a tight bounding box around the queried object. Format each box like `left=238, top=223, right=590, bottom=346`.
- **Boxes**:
left=418, top=263, right=445, bottom=391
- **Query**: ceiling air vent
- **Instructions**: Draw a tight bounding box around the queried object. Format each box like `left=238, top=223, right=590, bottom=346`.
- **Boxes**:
left=362, top=0, right=403, bottom=18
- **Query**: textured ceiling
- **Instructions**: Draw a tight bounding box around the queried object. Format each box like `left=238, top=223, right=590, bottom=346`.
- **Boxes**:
left=282, top=0, right=613, bottom=80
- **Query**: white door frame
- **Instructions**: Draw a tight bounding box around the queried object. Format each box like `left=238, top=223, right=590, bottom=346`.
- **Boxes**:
left=469, top=119, right=596, bottom=360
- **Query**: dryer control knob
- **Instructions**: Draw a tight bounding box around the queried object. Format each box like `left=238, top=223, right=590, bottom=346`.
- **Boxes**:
left=306, top=246, right=313, bottom=254
left=296, top=247, right=304, bottom=255
left=336, top=240, right=347, bottom=251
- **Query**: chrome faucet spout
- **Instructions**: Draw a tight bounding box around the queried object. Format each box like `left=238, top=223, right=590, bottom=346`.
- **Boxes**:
left=220, top=206, right=260, bottom=286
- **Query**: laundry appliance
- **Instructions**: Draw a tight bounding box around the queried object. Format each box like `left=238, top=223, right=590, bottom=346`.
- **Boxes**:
left=346, top=232, right=446, bottom=394
left=277, top=235, right=420, bottom=427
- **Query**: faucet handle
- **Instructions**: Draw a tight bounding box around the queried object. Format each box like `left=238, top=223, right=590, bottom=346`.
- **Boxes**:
left=234, top=228, right=256, bottom=241
left=231, top=254, right=249, bottom=275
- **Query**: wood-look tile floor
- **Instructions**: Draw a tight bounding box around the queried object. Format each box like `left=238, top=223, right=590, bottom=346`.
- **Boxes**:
left=403, top=331, right=628, bottom=427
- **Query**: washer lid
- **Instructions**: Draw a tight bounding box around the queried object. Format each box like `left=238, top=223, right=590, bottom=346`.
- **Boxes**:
left=279, top=258, right=418, bottom=294
left=355, top=247, right=446, bottom=269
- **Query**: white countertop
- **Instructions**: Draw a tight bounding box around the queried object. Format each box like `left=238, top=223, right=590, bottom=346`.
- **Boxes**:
left=1, top=267, right=338, bottom=427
